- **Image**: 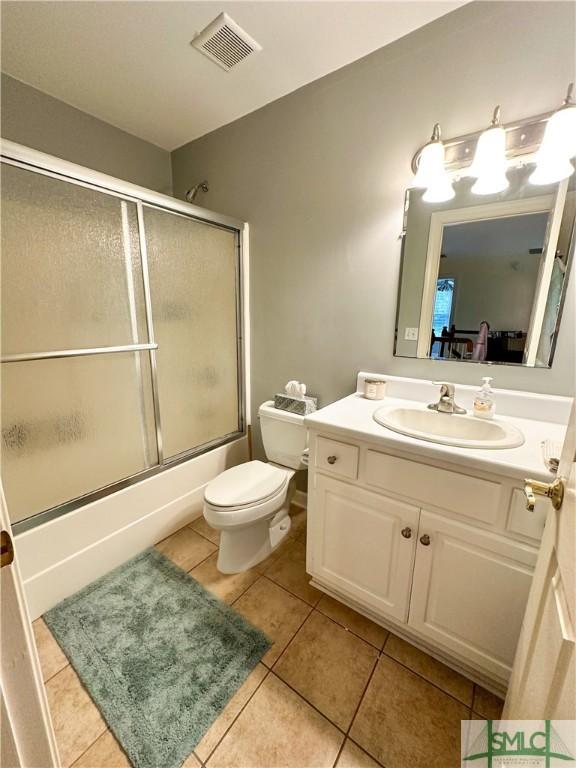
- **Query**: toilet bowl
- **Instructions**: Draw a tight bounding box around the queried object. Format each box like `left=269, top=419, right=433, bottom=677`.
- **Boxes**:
left=203, top=402, right=307, bottom=573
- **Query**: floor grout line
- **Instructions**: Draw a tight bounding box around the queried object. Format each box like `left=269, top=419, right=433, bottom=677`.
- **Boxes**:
left=199, top=666, right=272, bottom=766
left=268, top=669, right=349, bottom=737
left=41, top=661, right=71, bottom=686
left=267, top=601, right=315, bottom=672
left=183, top=547, right=219, bottom=575
left=260, top=539, right=322, bottom=603
left=68, top=724, right=110, bottom=767
left=264, top=609, right=382, bottom=754
left=378, top=645, right=475, bottom=710
left=333, top=650, right=383, bottom=768
left=346, top=735, right=389, bottom=768
left=210, top=570, right=262, bottom=607
left=315, top=604, right=388, bottom=651
left=187, top=523, right=220, bottom=548
left=305, top=606, right=383, bottom=653
left=260, top=570, right=322, bottom=609
left=232, top=572, right=312, bottom=612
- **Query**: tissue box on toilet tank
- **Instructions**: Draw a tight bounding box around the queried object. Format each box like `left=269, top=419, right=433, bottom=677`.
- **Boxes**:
left=274, top=393, right=318, bottom=415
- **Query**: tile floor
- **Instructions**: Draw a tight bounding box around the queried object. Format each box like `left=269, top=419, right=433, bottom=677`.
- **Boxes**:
left=33, top=505, right=504, bottom=768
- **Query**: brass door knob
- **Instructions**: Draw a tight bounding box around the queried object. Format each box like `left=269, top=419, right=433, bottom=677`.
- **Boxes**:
left=420, top=534, right=431, bottom=546
left=327, top=455, right=337, bottom=465
left=401, top=527, right=412, bottom=539
left=524, top=477, right=565, bottom=511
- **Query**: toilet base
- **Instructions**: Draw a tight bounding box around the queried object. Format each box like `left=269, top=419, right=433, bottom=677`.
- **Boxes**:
left=216, top=508, right=292, bottom=574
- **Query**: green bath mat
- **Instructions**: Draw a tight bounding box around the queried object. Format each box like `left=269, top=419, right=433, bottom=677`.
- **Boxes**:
left=44, top=548, right=270, bottom=768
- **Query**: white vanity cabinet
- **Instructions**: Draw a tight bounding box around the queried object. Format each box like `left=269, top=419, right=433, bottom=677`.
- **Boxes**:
left=306, top=432, right=544, bottom=690
left=408, top=510, right=536, bottom=682
left=311, top=475, right=419, bottom=621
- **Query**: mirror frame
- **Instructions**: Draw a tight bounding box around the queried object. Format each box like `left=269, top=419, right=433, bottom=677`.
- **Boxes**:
left=394, top=177, right=575, bottom=368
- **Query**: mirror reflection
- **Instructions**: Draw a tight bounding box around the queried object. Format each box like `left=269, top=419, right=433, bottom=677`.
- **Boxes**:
left=395, top=166, right=575, bottom=367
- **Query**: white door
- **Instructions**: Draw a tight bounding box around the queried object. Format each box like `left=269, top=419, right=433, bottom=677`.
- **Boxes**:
left=307, top=474, right=419, bottom=621
left=408, top=509, right=537, bottom=683
left=0, top=487, right=59, bottom=768
left=504, top=403, right=576, bottom=718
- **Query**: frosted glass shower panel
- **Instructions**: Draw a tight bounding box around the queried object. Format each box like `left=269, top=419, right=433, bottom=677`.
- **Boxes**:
left=144, top=207, right=240, bottom=459
left=1, top=163, right=148, bottom=354
left=1, top=152, right=244, bottom=529
left=1, top=353, right=158, bottom=523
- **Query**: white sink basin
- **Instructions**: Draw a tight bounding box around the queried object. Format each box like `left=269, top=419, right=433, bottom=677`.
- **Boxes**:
left=373, top=405, right=525, bottom=449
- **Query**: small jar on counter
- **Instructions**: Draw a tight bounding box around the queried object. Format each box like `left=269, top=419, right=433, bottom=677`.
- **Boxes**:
left=363, top=379, right=387, bottom=400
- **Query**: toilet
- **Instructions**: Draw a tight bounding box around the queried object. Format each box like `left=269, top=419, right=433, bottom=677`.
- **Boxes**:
left=203, top=401, right=308, bottom=573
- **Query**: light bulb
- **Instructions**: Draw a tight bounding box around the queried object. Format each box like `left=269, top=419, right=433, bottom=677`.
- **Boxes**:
left=471, top=171, right=509, bottom=195
left=547, top=103, right=576, bottom=156
left=412, top=141, right=445, bottom=189
left=530, top=157, right=575, bottom=186
left=412, top=123, right=451, bottom=190
left=412, top=123, right=455, bottom=201
left=469, top=107, right=509, bottom=195
left=423, top=178, right=455, bottom=203
left=468, top=126, right=508, bottom=178
left=530, top=87, right=576, bottom=185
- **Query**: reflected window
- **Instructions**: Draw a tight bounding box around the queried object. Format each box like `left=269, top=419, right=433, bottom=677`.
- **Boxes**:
left=432, top=278, right=455, bottom=336
left=431, top=277, right=456, bottom=359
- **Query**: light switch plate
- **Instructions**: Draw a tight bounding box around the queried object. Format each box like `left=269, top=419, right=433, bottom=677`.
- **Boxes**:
left=404, top=327, right=419, bottom=340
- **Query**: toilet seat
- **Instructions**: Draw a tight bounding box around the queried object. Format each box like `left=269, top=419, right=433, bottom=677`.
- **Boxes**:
left=204, top=460, right=293, bottom=529
left=204, top=486, right=289, bottom=528
left=205, top=460, right=289, bottom=507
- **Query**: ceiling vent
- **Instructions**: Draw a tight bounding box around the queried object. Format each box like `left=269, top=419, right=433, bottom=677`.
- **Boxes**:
left=191, top=13, right=262, bottom=72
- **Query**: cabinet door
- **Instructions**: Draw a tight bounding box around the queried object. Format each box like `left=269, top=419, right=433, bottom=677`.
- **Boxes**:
left=408, top=509, right=538, bottom=682
left=308, top=474, right=419, bottom=621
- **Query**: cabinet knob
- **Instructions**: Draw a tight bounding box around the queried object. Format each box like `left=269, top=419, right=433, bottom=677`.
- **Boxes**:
left=419, top=534, right=431, bottom=546
left=401, top=527, right=412, bottom=539
left=327, top=455, right=338, bottom=465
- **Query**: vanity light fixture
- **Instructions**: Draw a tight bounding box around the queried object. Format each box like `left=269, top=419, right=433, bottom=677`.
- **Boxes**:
left=468, top=106, right=510, bottom=195
left=530, top=83, right=576, bottom=186
left=410, top=86, right=575, bottom=205
left=411, top=124, right=455, bottom=202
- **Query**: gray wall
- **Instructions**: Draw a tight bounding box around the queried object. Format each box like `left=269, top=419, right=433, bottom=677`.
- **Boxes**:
left=171, top=1, right=575, bottom=462
left=1, top=74, right=172, bottom=194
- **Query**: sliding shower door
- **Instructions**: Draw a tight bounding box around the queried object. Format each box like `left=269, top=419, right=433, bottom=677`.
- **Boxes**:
left=143, top=206, right=240, bottom=460
left=1, top=162, right=158, bottom=524
left=1, top=156, right=243, bottom=530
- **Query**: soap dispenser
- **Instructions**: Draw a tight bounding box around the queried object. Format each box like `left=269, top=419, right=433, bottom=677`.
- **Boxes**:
left=474, top=377, right=495, bottom=419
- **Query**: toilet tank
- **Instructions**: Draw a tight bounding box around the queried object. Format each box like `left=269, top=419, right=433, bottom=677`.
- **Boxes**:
left=258, top=401, right=307, bottom=470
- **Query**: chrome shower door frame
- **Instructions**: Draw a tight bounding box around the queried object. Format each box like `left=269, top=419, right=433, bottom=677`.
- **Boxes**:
left=1, top=140, right=248, bottom=534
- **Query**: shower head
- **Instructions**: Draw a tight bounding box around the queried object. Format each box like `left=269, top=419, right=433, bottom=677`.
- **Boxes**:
left=185, top=181, right=209, bottom=203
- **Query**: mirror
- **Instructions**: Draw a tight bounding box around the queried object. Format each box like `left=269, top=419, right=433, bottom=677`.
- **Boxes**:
left=395, top=165, right=575, bottom=367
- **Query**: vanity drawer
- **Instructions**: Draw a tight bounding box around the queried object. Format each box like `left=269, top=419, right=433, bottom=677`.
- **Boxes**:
left=315, top=436, right=359, bottom=480
left=364, top=450, right=501, bottom=525
left=507, top=488, right=548, bottom=541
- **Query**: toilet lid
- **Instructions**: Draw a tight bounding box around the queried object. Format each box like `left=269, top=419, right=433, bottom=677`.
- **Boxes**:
left=205, top=460, right=288, bottom=508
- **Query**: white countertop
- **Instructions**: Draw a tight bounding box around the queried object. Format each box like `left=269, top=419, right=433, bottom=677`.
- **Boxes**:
left=304, top=375, right=571, bottom=483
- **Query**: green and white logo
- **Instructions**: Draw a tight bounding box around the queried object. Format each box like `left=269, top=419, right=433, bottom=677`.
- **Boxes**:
left=461, top=720, right=576, bottom=767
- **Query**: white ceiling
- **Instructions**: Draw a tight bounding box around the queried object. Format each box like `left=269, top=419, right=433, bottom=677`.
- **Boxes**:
left=1, top=1, right=463, bottom=150
left=443, top=213, right=549, bottom=259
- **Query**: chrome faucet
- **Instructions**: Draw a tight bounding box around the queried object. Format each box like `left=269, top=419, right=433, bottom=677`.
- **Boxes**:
left=428, top=382, right=467, bottom=415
